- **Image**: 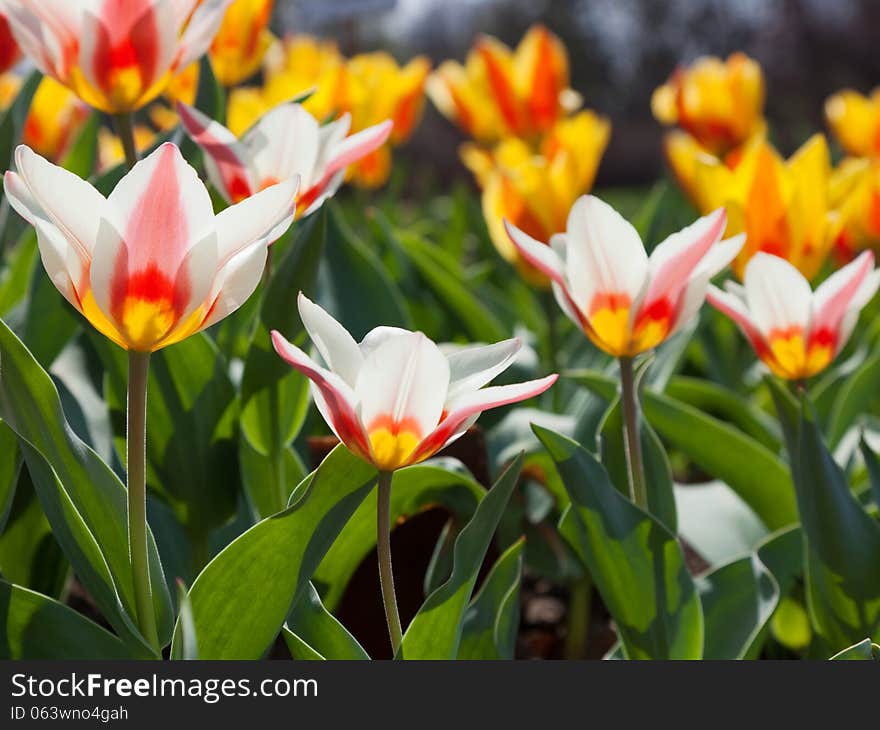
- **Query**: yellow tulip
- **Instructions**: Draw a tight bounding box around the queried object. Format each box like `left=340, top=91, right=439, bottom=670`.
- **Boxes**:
left=825, top=88, right=880, bottom=159
left=428, top=24, right=581, bottom=144
left=462, top=110, right=610, bottom=285
left=688, top=134, right=833, bottom=279
left=652, top=53, right=765, bottom=155
left=209, top=0, right=276, bottom=87
left=828, top=157, right=880, bottom=260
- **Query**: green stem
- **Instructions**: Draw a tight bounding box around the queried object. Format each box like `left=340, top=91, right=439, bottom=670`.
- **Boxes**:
left=127, top=350, right=160, bottom=652
left=113, top=113, right=139, bottom=170
left=619, top=357, right=648, bottom=510
left=564, top=575, right=592, bottom=659
left=376, top=470, right=403, bottom=655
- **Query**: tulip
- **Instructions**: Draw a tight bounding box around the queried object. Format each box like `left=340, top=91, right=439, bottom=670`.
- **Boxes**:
left=0, top=11, right=19, bottom=74
left=272, top=294, right=556, bottom=652
left=177, top=100, right=392, bottom=215
left=825, top=88, right=880, bottom=159
left=428, top=24, right=581, bottom=144
left=462, top=110, right=610, bottom=285
left=4, top=141, right=296, bottom=651
left=828, top=157, right=880, bottom=260
left=707, top=251, right=879, bottom=381
left=21, top=77, right=89, bottom=161
left=507, top=194, right=743, bottom=510
left=673, top=133, right=834, bottom=280
left=0, top=0, right=234, bottom=114
left=209, top=0, right=275, bottom=87
left=652, top=52, right=765, bottom=155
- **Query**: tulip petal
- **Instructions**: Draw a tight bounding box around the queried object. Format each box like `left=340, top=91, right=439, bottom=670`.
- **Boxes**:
left=12, top=145, right=104, bottom=262
left=271, top=330, right=371, bottom=458
left=320, top=120, right=393, bottom=183
left=503, top=219, right=565, bottom=285
left=106, top=143, right=214, bottom=277
left=177, top=101, right=256, bottom=203
left=697, top=233, right=746, bottom=278
left=666, top=269, right=711, bottom=337
left=445, top=338, right=521, bottom=402
left=412, top=374, right=558, bottom=463
left=30, top=216, right=81, bottom=310
left=176, top=0, right=234, bottom=69
left=355, top=331, right=450, bottom=445
left=811, top=250, right=874, bottom=343
left=742, top=253, right=812, bottom=337
left=297, top=293, right=364, bottom=388
left=706, top=284, right=768, bottom=356
left=836, top=269, right=880, bottom=355
left=242, top=103, right=320, bottom=191
left=564, top=195, right=648, bottom=316
left=358, top=326, right=411, bottom=359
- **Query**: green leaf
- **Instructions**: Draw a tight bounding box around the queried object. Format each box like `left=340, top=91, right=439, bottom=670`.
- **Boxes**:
left=91, top=332, right=239, bottom=539
left=697, top=554, right=779, bottom=659
left=535, top=425, right=703, bottom=659
left=827, top=354, right=880, bottom=449
left=319, top=204, right=410, bottom=340
left=239, top=437, right=307, bottom=522
left=859, top=437, right=880, bottom=508
left=0, top=580, right=135, bottom=659
left=60, top=112, right=99, bottom=178
left=457, top=538, right=524, bottom=659
left=170, top=580, right=198, bottom=660
left=0, top=319, right=171, bottom=655
left=21, top=246, right=80, bottom=366
left=0, top=420, right=20, bottom=533
left=171, top=445, right=377, bottom=659
left=283, top=582, right=369, bottom=660
left=782, top=397, right=880, bottom=650
left=0, top=71, right=40, bottom=189
left=569, top=370, right=797, bottom=530
left=397, top=454, right=523, bottom=659
left=314, top=460, right=486, bottom=610
left=598, top=396, right=677, bottom=532
left=829, top=638, right=880, bottom=660
left=0, top=235, right=38, bottom=317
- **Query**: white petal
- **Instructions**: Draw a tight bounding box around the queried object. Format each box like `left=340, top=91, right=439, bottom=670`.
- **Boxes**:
left=811, top=251, right=874, bottom=338
left=176, top=0, right=234, bottom=69
left=355, top=331, right=450, bottom=440
left=564, top=195, right=648, bottom=315
left=697, top=234, right=746, bottom=278
left=445, top=338, right=521, bottom=402
left=243, top=104, right=321, bottom=190
left=667, top=269, right=711, bottom=337
left=297, top=293, right=364, bottom=387
left=358, top=326, right=412, bottom=359
left=503, top=219, right=566, bottom=285
left=31, top=217, right=81, bottom=309
left=194, top=237, right=265, bottom=332
left=742, top=253, right=813, bottom=337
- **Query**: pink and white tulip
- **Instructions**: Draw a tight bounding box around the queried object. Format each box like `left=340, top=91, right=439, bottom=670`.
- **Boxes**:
left=0, top=0, right=234, bottom=113
left=177, top=101, right=393, bottom=216
left=271, top=294, right=558, bottom=471
left=505, top=194, right=745, bottom=357
left=4, top=142, right=298, bottom=351
left=707, top=251, right=880, bottom=380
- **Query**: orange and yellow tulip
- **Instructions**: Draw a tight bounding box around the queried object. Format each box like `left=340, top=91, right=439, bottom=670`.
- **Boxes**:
left=825, top=88, right=880, bottom=159
left=462, top=110, right=610, bottom=284
left=827, top=157, right=880, bottom=260
left=209, top=0, right=275, bottom=87
left=652, top=53, right=765, bottom=155
left=678, top=134, right=833, bottom=280
left=428, top=24, right=580, bottom=144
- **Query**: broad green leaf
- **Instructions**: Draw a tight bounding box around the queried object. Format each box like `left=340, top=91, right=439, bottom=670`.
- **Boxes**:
left=782, top=397, right=880, bottom=650
left=0, top=420, right=20, bottom=532
left=92, top=333, right=239, bottom=538
left=457, top=538, right=524, bottom=659
left=0, top=71, right=40, bottom=192
left=21, top=249, right=80, bottom=366
left=570, top=370, right=797, bottom=529
left=827, top=354, right=880, bottom=449
left=598, top=397, right=677, bottom=532
left=697, top=554, right=779, bottom=659
left=283, top=582, right=369, bottom=660
left=755, top=525, right=803, bottom=599
left=830, top=638, right=880, bottom=660
left=171, top=445, right=377, bottom=659
left=0, top=319, right=171, bottom=655
left=397, top=454, right=523, bottom=659
left=0, top=234, right=38, bottom=317
left=170, top=580, right=198, bottom=660
left=239, top=436, right=307, bottom=521
left=319, top=204, right=410, bottom=340
left=859, top=437, right=880, bottom=508
left=0, top=580, right=134, bottom=659
left=314, top=460, right=485, bottom=610
left=535, top=426, right=703, bottom=659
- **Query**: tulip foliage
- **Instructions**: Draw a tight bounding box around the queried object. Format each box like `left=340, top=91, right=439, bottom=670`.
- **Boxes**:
left=0, top=8, right=879, bottom=664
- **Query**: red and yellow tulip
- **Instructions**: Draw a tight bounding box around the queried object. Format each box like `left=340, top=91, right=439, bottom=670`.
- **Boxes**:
left=675, top=133, right=834, bottom=280
left=708, top=251, right=879, bottom=379
left=428, top=25, right=580, bottom=144
left=506, top=196, right=744, bottom=357
left=652, top=53, right=765, bottom=155
left=4, top=142, right=297, bottom=351
left=825, top=88, right=880, bottom=159
left=0, top=0, right=233, bottom=114
left=209, top=0, right=275, bottom=87
left=272, top=294, right=556, bottom=472
left=462, top=110, right=610, bottom=285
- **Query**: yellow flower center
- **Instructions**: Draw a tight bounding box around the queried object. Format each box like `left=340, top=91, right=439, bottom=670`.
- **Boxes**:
left=367, top=416, right=423, bottom=471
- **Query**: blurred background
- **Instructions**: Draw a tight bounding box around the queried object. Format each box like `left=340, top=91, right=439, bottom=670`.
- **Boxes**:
left=275, top=0, right=880, bottom=185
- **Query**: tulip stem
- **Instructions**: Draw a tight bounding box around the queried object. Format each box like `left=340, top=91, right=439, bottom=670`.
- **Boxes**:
left=376, top=470, right=403, bottom=655
left=113, top=113, right=140, bottom=170
left=619, top=356, right=648, bottom=510
left=127, top=350, right=160, bottom=653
